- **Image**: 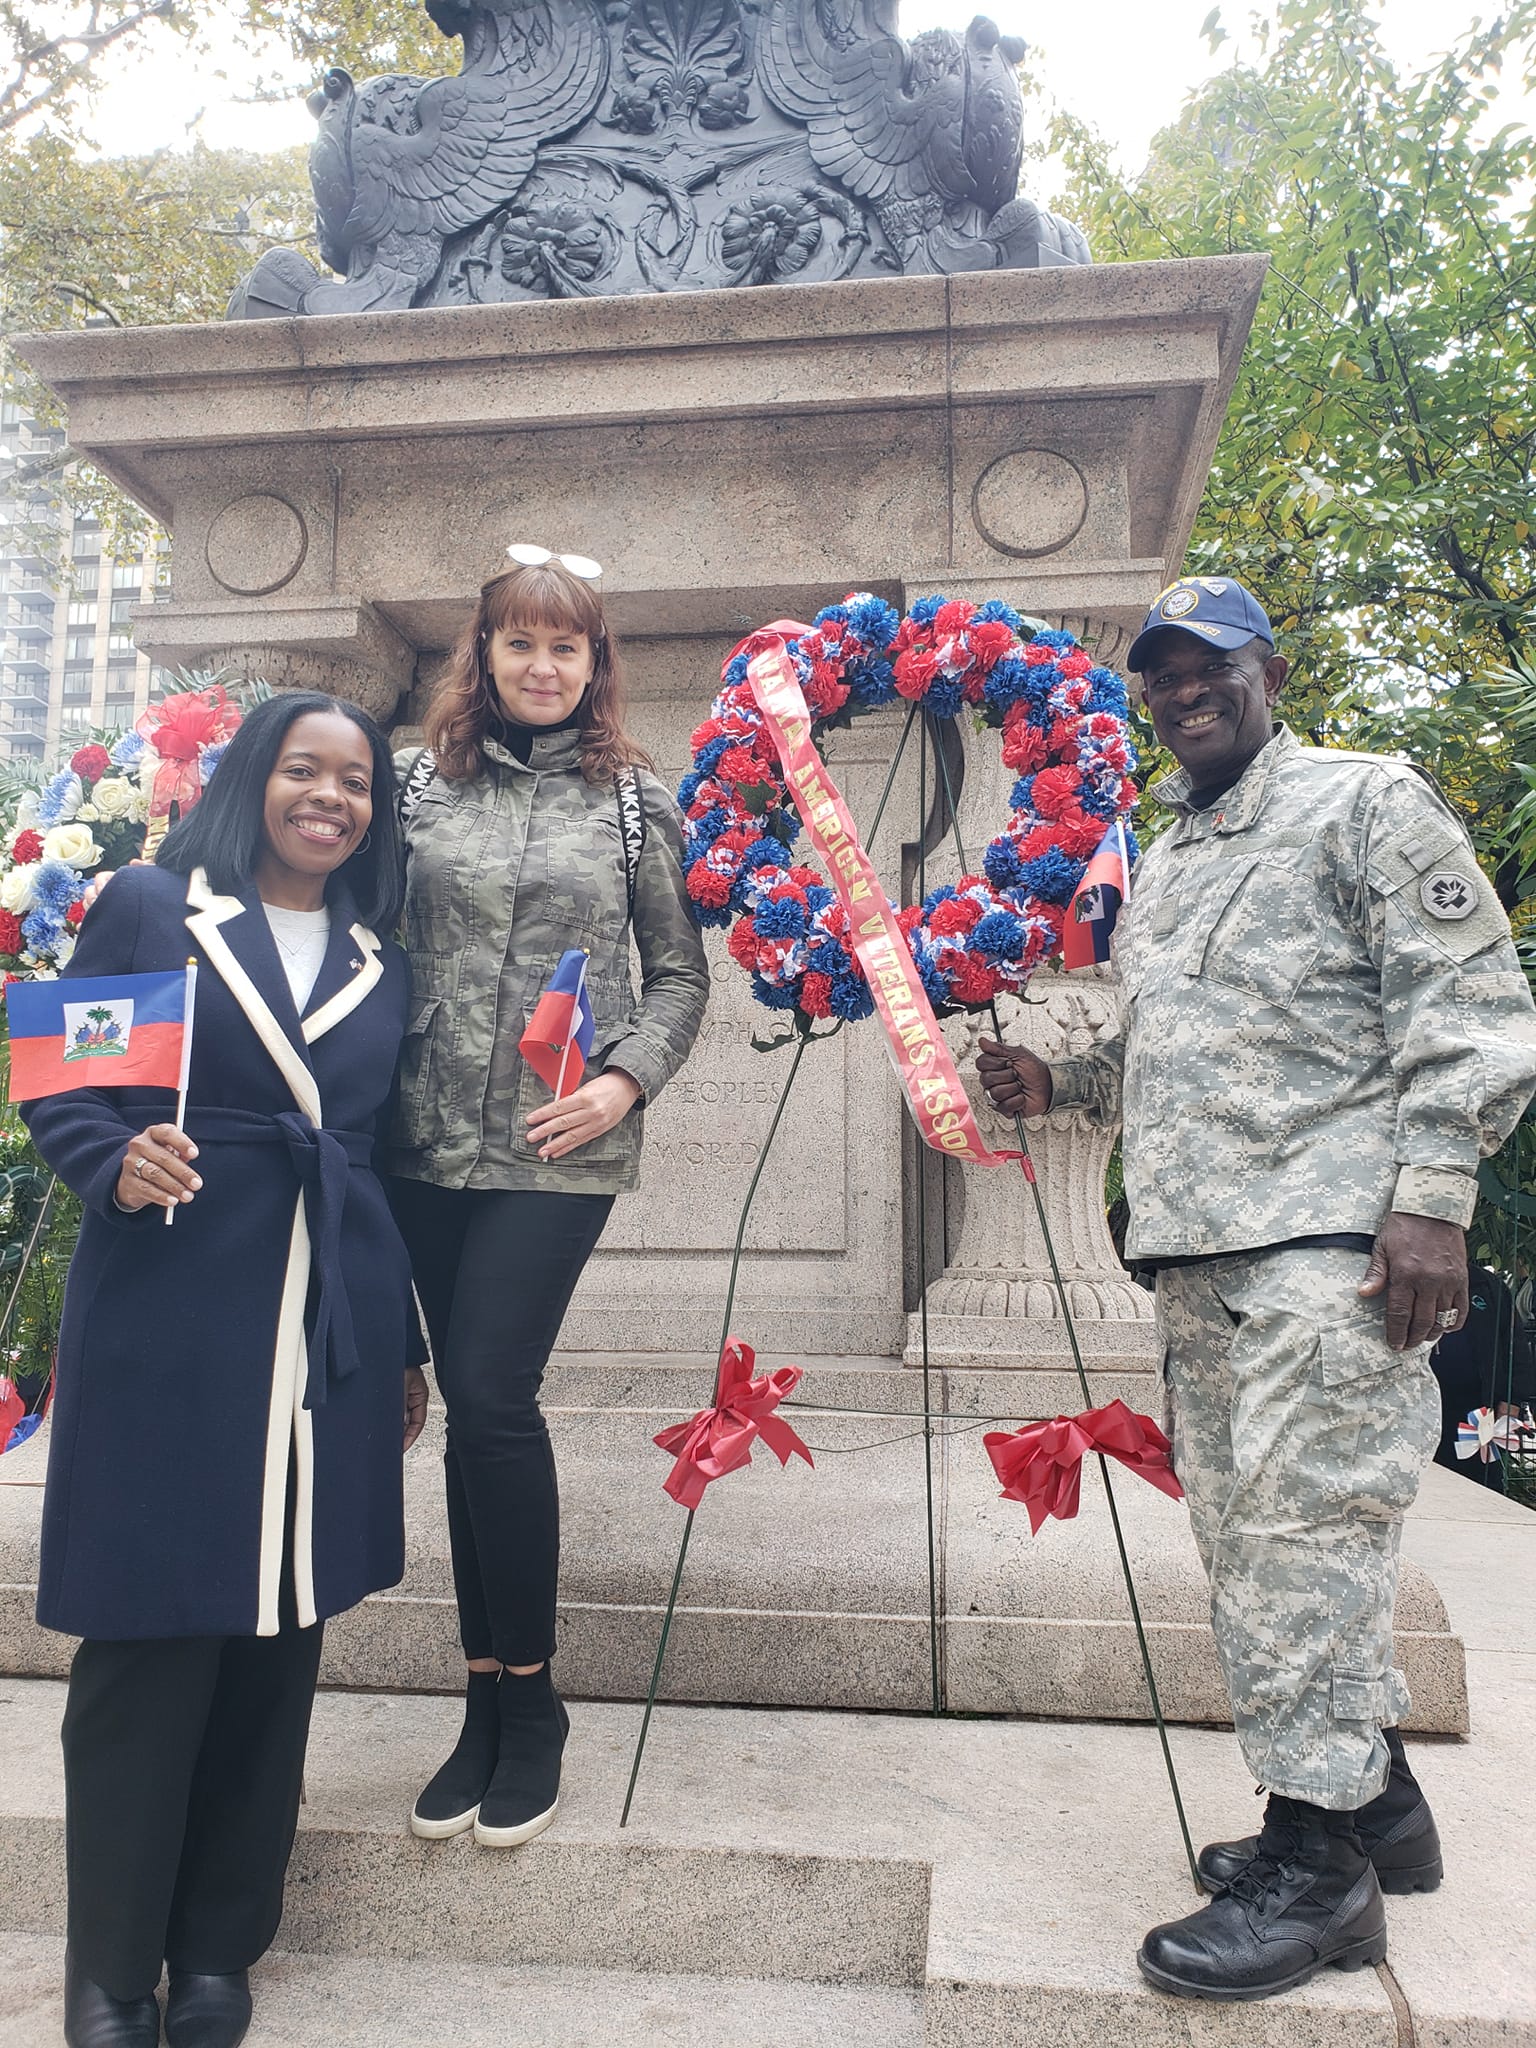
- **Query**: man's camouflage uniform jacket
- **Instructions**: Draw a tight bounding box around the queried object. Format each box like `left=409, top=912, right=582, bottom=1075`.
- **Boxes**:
left=390, top=727, right=709, bottom=1196
left=1050, top=723, right=1536, bottom=1257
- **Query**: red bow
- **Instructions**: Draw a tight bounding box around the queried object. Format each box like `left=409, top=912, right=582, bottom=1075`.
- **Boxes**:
left=653, top=1338, right=814, bottom=1510
left=723, top=619, right=813, bottom=670
left=983, top=1399, right=1183, bottom=1535
left=136, top=686, right=241, bottom=821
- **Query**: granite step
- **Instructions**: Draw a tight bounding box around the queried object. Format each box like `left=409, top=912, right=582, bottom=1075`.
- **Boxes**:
left=3, top=1648, right=1527, bottom=2048
left=0, top=1355, right=1470, bottom=1731
left=3, top=1936, right=924, bottom=2047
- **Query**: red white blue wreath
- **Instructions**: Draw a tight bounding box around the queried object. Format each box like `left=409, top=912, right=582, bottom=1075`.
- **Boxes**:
left=678, top=596, right=1139, bottom=1022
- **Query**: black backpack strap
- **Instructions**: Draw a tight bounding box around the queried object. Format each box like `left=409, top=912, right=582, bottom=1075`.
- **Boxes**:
left=616, top=766, right=647, bottom=927
left=399, top=747, right=437, bottom=828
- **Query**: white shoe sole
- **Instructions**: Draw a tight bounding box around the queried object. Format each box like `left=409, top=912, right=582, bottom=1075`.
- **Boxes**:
left=409, top=1803, right=479, bottom=1841
left=473, top=1796, right=560, bottom=1849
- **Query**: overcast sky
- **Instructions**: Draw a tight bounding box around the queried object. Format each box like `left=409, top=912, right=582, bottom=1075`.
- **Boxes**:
left=76, top=0, right=1525, bottom=195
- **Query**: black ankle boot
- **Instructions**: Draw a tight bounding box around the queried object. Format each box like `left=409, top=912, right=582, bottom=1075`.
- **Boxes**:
left=63, top=1950, right=160, bottom=2048
left=410, top=1668, right=502, bottom=1839
left=1139, top=1795, right=1387, bottom=2001
left=474, top=1662, right=569, bottom=1848
left=1197, top=1727, right=1443, bottom=1896
left=164, top=1969, right=252, bottom=2048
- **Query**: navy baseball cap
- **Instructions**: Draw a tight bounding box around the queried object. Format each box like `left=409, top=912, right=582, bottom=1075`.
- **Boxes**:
left=1127, top=575, right=1274, bottom=674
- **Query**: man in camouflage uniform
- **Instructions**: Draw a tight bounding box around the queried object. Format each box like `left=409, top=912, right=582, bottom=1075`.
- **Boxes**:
left=980, top=575, right=1536, bottom=2001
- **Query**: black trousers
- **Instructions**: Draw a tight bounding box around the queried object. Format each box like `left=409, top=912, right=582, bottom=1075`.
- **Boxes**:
left=61, top=1618, right=324, bottom=2000
left=390, top=1180, right=614, bottom=1667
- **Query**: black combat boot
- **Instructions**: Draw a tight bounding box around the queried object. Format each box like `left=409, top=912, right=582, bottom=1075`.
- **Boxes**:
left=62, top=1950, right=160, bottom=2048
left=1198, top=1728, right=1443, bottom=1896
left=1138, top=1796, right=1387, bottom=2001
left=410, top=1667, right=502, bottom=1839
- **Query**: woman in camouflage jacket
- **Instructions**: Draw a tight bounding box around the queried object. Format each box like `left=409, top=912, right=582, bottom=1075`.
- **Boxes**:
left=389, top=555, right=708, bottom=1851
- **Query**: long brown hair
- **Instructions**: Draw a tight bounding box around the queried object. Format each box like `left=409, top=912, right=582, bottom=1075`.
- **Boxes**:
left=425, top=560, right=652, bottom=785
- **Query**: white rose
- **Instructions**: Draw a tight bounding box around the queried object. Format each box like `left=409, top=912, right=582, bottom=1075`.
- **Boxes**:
left=92, top=777, right=138, bottom=821
left=0, top=865, right=38, bottom=915
left=75, top=803, right=100, bottom=821
left=42, top=824, right=103, bottom=870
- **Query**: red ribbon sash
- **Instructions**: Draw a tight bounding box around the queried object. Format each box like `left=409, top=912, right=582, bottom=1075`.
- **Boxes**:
left=653, top=1337, right=814, bottom=1510
left=983, top=1399, right=1184, bottom=1535
left=745, top=638, right=1022, bottom=1168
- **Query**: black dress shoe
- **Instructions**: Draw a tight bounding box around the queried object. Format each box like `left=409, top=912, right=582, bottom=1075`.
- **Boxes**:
left=1198, top=1728, right=1444, bottom=1896
left=164, top=1969, right=253, bottom=2048
left=1139, top=1796, right=1387, bottom=2001
left=63, top=1950, right=159, bottom=2048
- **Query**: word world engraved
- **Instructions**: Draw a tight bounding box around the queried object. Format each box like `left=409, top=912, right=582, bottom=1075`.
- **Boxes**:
left=230, top=0, right=1091, bottom=316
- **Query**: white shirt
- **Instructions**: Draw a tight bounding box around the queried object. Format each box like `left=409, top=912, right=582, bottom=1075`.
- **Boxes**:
left=262, top=902, right=330, bottom=1014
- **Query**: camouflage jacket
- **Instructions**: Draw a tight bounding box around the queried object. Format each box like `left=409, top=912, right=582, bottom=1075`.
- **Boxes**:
left=1049, top=724, right=1536, bottom=1260
left=389, top=727, right=709, bottom=1195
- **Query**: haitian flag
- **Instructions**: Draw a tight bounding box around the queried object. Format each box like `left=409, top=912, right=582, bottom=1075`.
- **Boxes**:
left=519, top=949, right=596, bottom=1100
left=6, top=969, right=190, bottom=1101
left=1062, top=822, right=1132, bottom=971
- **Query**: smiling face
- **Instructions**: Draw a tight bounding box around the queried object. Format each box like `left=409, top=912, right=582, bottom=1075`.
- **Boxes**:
left=487, top=618, right=594, bottom=728
left=1139, top=630, right=1289, bottom=788
left=254, top=710, right=374, bottom=910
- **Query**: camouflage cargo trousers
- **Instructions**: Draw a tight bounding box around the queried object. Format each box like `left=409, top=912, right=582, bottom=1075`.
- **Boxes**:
left=1155, top=1244, right=1440, bottom=1810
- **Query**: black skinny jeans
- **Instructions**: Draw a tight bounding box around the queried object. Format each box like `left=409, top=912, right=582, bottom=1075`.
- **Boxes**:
left=391, top=1179, right=614, bottom=1667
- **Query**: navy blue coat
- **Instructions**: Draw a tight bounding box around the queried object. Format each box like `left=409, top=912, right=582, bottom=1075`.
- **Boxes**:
left=24, top=862, right=416, bottom=1640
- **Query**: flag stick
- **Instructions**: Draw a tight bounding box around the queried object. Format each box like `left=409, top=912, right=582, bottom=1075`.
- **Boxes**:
left=620, top=701, right=922, bottom=1827
left=164, top=957, right=197, bottom=1228
left=928, top=723, right=1199, bottom=1889
left=554, top=951, right=588, bottom=1102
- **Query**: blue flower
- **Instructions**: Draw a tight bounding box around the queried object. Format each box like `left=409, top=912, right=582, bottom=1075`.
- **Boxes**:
left=1010, top=772, right=1036, bottom=815
left=199, top=741, right=229, bottom=785
left=693, top=735, right=733, bottom=777
left=692, top=899, right=734, bottom=930
left=829, top=971, right=875, bottom=1021
left=21, top=907, right=63, bottom=954
left=921, top=881, right=960, bottom=911
left=723, top=653, right=751, bottom=688
left=684, top=808, right=733, bottom=856
left=33, top=858, right=84, bottom=914
left=803, top=883, right=835, bottom=915
left=982, top=657, right=1032, bottom=715
left=1017, top=847, right=1084, bottom=905
left=739, top=836, right=783, bottom=875
left=924, top=676, right=965, bottom=720
left=844, top=594, right=899, bottom=651
left=976, top=599, right=1025, bottom=635
left=983, top=836, right=1028, bottom=890
left=752, top=972, right=801, bottom=1011
left=676, top=771, right=704, bottom=810
left=908, top=594, right=945, bottom=627
left=1030, top=629, right=1077, bottom=653
left=914, top=950, right=949, bottom=1009
left=847, top=658, right=898, bottom=711
left=755, top=894, right=807, bottom=939
left=37, top=771, right=82, bottom=828
left=971, top=909, right=1028, bottom=961
left=111, top=731, right=147, bottom=768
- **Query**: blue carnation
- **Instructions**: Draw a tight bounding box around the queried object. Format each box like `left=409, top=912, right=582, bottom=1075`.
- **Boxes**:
left=1010, top=772, right=1036, bottom=814
left=982, top=657, right=1032, bottom=715
left=829, top=972, right=875, bottom=1021
left=976, top=599, right=1025, bottom=635
left=200, top=741, right=229, bottom=785
left=1030, top=629, right=1077, bottom=653
left=914, top=951, right=950, bottom=1009
left=812, top=602, right=850, bottom=632
left=921, top=881, right=960, bottom=911
left=971, top=909, right=1028, bottom=961
left=803, top=883, right=835, bottom=915
left=806, top=936, right=850, bottom=977
left=755, top=895, right=807, bottom=939
left=21, top=907, right=63, bottom=953
left=847, top=658, right=898, bottom=711
left=1018, top=847, right=1084, bottom=905
left=983, top=836, right=1028, bottom=890
left=694, top=735, right=733, bottom=777
left=37, top=771, right=82, bottom=828
left=844, top=594, right=899, bottom=651
left=1078, top=782, right=1124, bottom=822
left=685, top=808, right=733, bottom=854
left=752, top=972, right=802, bottom=1011
left=676, top=771, right=704, bottom=810
left=693, top=899, right=733, bottom=930
left=111, top=731, right=147, bottom=768
left=924, top=676, right=965, bottom=721
left=33, top=858, right=84, bottom=913
left=723, top=653, right=751, bottom=688
left=739, top=836, right=783, bottom=875
left=908, top=594, right=945, bottom=627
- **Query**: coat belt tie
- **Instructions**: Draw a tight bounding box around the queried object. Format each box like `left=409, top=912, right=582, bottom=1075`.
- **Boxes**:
left=183, top=1106, right=374, bottom=1407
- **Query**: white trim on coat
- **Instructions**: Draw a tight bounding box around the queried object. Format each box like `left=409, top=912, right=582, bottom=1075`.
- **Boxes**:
left=304, top=924, right=382, bottom=1043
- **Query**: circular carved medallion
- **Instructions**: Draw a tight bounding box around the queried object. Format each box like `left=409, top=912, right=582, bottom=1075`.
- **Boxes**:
left=971, top=449, right=1089, bottom=561
left=205, top=494, right=309, bottom=597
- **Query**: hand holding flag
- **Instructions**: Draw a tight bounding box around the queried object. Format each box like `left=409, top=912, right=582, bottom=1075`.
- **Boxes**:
left=519, top=950, right=596, bottom=1101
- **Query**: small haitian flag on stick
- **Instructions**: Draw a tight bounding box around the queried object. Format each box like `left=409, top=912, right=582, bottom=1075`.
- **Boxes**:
left=1062, top=820, right=1132, bottom=971
left=518, top=949, right=596, bottom=1100
left=6, top=968, right=192, bottom=1101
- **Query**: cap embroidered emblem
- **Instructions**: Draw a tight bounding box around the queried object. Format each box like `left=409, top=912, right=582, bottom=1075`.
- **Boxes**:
left=1420, top=871, right=1475, bottom=920
left=1160, top=588, right=1199, bottom=619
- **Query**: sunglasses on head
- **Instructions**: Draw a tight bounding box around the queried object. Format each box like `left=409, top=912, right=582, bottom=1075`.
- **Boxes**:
left=506, top=543, right=603, bottom=582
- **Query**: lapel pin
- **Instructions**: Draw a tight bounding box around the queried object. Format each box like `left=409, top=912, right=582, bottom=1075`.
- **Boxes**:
left=350, top=958, right=363, bottom=971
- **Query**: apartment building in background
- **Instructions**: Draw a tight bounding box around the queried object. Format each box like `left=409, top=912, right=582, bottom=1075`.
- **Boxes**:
left=1, top=394, right=174, bottom=767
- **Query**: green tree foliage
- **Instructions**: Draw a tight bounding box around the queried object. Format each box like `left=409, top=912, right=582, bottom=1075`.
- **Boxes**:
left=1055, top=0, right=1536, bottom=918
left=239, top=0, right=455, bottom=79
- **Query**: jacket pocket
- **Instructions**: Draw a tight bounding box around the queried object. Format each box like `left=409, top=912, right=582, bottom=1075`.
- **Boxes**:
left=1189, top=850, right=1322, bottom=1010
left=396, top=995, right=446, bottom=1151
left=511, top=1035, right=640, bottom=1174
left=542, top=804, right=628, bottom=941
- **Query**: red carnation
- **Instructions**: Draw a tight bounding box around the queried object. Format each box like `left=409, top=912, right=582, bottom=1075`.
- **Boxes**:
left=1059, top=650, right=1092, bottom=680
left=929, top=896, right=983, bottom=938
left=787, top=866, right=823, bottom=891
left=690, top=717, right=726, bottom=752
left=934, top=600, right=974, bottom=638
left=1061, top=816, right=1109, bottom=860
left=1046, top=716, right=1081, bottom=756
left=768, top=882, right=809, bottom=907
left=1024, top=642, right=1056, bottom=666
left=1038, top=903, right=1066, bottom=946
left=686, top=862, right=733, bottom=909
left=717, top=745, right=766, bottom=785
left=0, top=910, right=23, bottom=955
left=65, top=899, right=87, bottom=928
left=70, top=743, right=112, bottom=783
left=894, top=647, right=941, bottom=698
left=968, top=621, right=1015, bottom=669
left=950, top=954, right=1003, bottom=1006
left=799, top=971, right=834, bottom=1018
left=1002, top=722, right=1048, bottom=773
left=1029, top=767, right=1084, bottom=821
left=896, top=904, right=924, bottom=938
left=727, top=917, right=759, bottom=968
left=1087, top=712, right=1120, bottom=737
left=823, top=903, right=849, bottom=940
left=10, top=829, right=43, bottom=865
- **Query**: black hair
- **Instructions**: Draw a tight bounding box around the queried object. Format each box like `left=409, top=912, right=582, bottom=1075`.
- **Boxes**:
left=156, top=692, right=405, bottom=933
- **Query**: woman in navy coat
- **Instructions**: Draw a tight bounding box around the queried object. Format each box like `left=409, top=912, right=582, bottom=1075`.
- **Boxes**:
left=23, top=693, right=426, bottom=2048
